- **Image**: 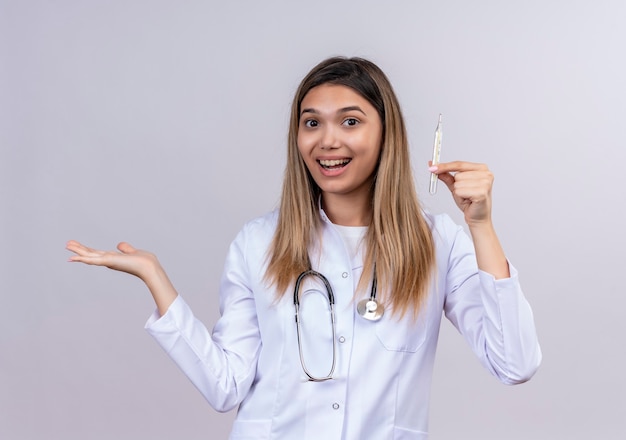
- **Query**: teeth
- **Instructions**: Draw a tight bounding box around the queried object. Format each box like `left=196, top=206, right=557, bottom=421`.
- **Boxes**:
left=319, top=159, right=350, bottom=167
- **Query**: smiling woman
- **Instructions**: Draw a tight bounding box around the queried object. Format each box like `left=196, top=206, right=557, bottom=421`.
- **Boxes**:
left=66, top=56, right=541, bottom=439
left=297, top=83, right=383, bottom=222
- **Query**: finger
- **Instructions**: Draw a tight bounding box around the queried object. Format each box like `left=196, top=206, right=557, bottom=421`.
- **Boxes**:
left=67, top=248, right=107, bottom=264
left=66, top=240, right=81, bottom=254
left=66, top=239, right=82, bottom=248
left=68, top=254, right=103, bottom=265
left=452, top=171, right=494, bottom=192
left=66, top=240, right=96, bottom=256
left=66, top=240, right=88, bottom=251
left=453, top=182, right=491, bottom=201
left=430, top=161, right=488, bottom=175
left=66, top=240, right=118, bottom=267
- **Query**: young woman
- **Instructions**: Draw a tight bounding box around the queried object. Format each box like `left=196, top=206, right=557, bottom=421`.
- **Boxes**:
left=67, top=57, right=541, bottom=439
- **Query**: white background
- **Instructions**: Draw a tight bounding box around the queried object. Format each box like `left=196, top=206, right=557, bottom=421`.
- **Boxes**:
left=1, top=1, right=625, bottom=439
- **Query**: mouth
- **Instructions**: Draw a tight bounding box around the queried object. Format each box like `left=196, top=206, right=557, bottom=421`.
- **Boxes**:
left=318, top=158, right=351, bottom=170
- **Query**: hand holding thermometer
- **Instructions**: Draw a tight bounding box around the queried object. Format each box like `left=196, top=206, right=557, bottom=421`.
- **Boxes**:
left=429, top=113, right=443, bottom=195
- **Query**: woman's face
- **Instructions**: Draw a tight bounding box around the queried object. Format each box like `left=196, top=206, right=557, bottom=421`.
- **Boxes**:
left=297, top=83, right=383, bottom=204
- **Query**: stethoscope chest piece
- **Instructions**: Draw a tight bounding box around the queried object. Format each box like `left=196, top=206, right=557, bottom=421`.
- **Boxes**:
left=356, top=268, right=383, bottom=321
left=357, top=298, right=384, bottom=321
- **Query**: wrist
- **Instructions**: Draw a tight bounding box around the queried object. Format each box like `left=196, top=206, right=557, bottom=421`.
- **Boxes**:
left=142, top=259, right=166, bottom=287
left=467, top=221, right=510, bottom=279
left=132, top=253, right=160, bottom=282
left=467, top=218, right=495, bottom=235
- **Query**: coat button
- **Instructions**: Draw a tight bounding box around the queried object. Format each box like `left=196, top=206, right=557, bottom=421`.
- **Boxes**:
left=342, top=272, right=348, bottom=278
left=332, top=403, right=340, bottom=410
left=338, top=336, right=346, bottom=343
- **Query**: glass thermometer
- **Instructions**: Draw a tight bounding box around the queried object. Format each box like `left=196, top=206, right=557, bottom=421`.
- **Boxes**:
left=429, top=113, right=443, bottom=195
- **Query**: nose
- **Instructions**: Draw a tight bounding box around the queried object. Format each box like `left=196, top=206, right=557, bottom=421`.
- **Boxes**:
left=320, top=126, right=341, bottom=150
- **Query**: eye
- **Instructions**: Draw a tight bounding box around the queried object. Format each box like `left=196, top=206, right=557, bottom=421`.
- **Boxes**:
left=343, top=118, right=359, bottom=127
left=304, top=119, right=318, bottom=128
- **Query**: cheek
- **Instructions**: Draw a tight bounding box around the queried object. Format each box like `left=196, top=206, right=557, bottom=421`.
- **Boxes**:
left=355, top=133, right=382, bottom=158
left=295, top=138, right=312, bottom=169
left=297, top=133, right=314, bottom=157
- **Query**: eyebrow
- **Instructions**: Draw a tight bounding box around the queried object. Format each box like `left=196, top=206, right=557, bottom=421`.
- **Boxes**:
left=300, top=106, right=367, bottom=117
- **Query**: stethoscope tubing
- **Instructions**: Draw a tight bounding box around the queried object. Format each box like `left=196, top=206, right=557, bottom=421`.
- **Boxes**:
left=293, top=267, right=382, bottom=381
left=293, top=270, right=337, bottom=382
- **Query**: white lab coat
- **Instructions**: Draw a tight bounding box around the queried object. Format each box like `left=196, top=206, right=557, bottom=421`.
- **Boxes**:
left=145, top=209, right=541, bottom=439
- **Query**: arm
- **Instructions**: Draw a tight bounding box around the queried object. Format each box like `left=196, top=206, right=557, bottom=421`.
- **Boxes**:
left=66, top=237, right=261, bottom=411
left=430, top=161, right=541, bottom=382
left=145, top=231, right=261, bottom=411
left=442, top=223, right=541, bottom=384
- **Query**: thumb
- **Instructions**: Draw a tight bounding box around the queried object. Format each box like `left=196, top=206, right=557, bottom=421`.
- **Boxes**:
left=117, top=242, right=136, bottom=254
left=434, top=170, right=455, bottom=193
left=429, top=163, right=455, bottom=193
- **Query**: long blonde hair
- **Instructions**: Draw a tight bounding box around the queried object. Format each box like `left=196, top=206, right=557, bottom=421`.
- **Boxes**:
left=267, top=57, right=435, bottom=318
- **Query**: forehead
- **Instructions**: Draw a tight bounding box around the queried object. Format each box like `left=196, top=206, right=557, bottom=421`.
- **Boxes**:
left=300, top=84, right=372, bottom=110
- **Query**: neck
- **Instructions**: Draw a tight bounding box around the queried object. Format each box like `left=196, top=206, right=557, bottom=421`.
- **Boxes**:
left=321, top=191, right=372, bottom=226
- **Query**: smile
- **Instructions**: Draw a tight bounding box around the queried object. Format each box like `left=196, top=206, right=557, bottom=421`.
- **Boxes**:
left=318, top=159, right=351, bottom=170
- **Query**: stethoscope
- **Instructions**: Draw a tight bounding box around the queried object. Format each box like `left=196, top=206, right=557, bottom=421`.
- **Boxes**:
left=293, top=268, right=384, bottom=382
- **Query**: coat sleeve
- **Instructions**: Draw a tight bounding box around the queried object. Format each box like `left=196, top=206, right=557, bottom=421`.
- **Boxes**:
left=144, top=227, right=262, bottom=412
left=442, top=218, right=542, bottom=384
